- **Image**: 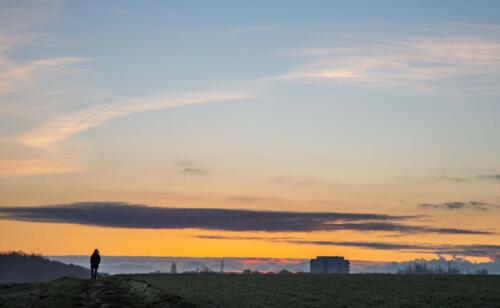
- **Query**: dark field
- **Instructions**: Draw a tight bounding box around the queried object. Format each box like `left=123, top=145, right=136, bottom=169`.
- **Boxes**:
left=124, top=274, right=500, bottom=308
left=1, top=274, right=500, bottom=307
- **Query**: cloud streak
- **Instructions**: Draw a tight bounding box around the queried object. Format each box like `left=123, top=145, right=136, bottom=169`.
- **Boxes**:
left=0, top=56, right=88, bottom=95
left=0, top=202, right=492, bottom=235
left=436, top=176, right=468, bottom=183
left=279, top=37, right=500, bottom=91
left=181, top=168, right=206, bottom=176
left=0, top=158, right=83, bottom=177
left=196, top=235, right=500, bottom=260
left=18, top=91, right=248, bottom=148
left=477, top=174, right=500, bottom=181
left=0, top=1, right=85, bottom=96
left=418, top=201, right=499, bottom=211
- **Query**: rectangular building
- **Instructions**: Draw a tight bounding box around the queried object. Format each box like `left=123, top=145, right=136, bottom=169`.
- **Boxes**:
left=310, top=256, right=350, bottom=273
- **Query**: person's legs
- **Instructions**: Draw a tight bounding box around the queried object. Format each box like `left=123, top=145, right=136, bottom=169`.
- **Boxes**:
left=91, top=267, right=96, bottom=279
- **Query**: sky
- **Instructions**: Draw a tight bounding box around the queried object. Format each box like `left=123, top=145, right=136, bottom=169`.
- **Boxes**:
left=1, top=0, right=500, bottom=264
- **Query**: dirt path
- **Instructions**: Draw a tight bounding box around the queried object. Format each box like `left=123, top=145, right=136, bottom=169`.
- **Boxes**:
left=85, top=277, right=196, bottom=308
left=87, top=280, right=130, bottom=308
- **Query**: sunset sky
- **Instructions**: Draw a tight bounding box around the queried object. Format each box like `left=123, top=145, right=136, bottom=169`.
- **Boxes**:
left=1, top=0, right=500, bottom=263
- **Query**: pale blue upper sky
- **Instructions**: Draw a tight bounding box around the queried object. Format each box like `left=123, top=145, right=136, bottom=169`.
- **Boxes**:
left=1, top=0, right=500, bottom=209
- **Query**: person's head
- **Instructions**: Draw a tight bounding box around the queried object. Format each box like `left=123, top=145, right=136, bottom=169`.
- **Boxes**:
left=93, top=249, right=99, bottom=255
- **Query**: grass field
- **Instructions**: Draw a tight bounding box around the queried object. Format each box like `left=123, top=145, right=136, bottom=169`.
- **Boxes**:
left=1, top=274, right=500, bottom=307
left=0, top=277, right=89, bottom=308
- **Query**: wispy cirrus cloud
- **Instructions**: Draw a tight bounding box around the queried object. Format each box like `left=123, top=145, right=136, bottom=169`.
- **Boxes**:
left=3, top=3, right=248, bottom=171
left=0, top=1, right=87, bottom=97
left=0, top=55, right=89, bottom=96
left=0, top=202, right=492, bottom=235
left=5, top=84, right=246, bottom=175
left=17, top=91, right=248, bottom=148
left=279, top=37, right=500, bottom=91
left=0, top=0, right=95, bottom=176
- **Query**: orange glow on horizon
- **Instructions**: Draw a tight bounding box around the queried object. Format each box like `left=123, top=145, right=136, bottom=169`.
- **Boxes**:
left=0, top=220, right=494, bottom=263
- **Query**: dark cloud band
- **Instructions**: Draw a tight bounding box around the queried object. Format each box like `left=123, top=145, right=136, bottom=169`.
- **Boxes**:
left=0, top=202, right=491, bottom=235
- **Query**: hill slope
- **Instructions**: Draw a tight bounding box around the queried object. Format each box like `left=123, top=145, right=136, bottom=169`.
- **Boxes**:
left=0, top=252, right=90, bottom=283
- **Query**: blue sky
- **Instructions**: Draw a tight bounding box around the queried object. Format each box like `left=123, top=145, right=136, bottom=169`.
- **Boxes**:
left=1, top=0, right=500, bottom=260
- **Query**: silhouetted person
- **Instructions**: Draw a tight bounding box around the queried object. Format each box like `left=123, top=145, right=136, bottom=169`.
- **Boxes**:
left=90, top=249, right=101, bottom=280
